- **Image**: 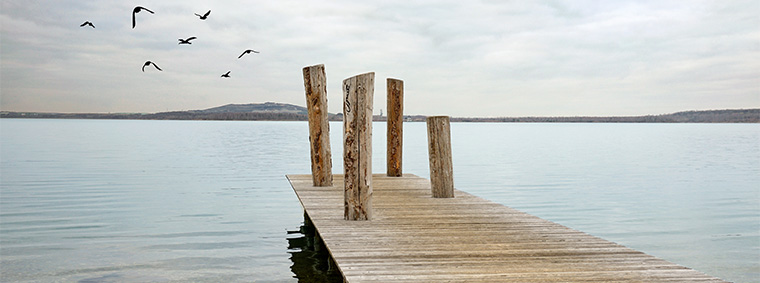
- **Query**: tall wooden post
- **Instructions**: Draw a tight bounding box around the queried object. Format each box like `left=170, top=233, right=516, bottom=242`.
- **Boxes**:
left=427, top=116, right=454, bottom=198
left=303, top=64, right=333, bottom=187
left=386, top=78, right=404, bottom=177
left=343, top=72, right=375, bottom=220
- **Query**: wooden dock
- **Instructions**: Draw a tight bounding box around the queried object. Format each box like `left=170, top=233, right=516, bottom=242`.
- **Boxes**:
left=287, top=173, right=726, bottom=282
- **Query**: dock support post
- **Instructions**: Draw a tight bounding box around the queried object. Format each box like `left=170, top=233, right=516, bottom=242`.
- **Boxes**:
left=343, top=72, right=375, bottom=220
left=386, top=78, right=404, bottom=177
left=303, top=64, right=333, bottom=187
left=427, top=116, right=454, bottom=198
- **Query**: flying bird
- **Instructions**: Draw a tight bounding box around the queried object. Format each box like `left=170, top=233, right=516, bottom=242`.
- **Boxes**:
left=194, top=10, right=211, bottom=20
left=221, top=71, right=231, bottom=78
left=80, top=21, right=95, bottom=28
left=132, top=6, right=154, bottom=29
left=237, top=49, right=259, bottom=59
left=142, top=61, right=162, bottom=72
left=178, top=37, right=197, bottom=44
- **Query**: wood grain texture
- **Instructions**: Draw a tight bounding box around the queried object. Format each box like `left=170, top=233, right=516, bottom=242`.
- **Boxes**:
left=386, top=78, right=404, bottom=177
left=286, top=174, right=727, bottom=283
left=302, top=64, right=333, bottom=186
left=427, top=116, right=454, bottom=198
left=342, top=72, right=375, bottom=220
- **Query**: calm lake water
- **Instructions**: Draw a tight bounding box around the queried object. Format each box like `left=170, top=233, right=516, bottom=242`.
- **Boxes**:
left=1, top=119, right=758, bottom=282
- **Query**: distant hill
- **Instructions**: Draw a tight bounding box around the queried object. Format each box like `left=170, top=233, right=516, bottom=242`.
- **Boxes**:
left=192, top=102, right=309, bottom=114
left=658, top=109, right=760, bottom=123
left=448, top=109, right=760, bottom=123
left=1, top=103, right=758, bottom=123
left=0, top=102, right=338, bottom=121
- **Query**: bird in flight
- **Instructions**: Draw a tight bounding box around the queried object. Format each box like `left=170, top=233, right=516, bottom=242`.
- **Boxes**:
left=221, top=71, right=231, bottom=78
left=142, top=61, right=162, bottom=72
left=80, top=21, right=95, bottom=28
left=178, top=37, right=197, bottom=44
left=195, top=10, right=211, bottom=20
left=132, top=6, right=154, bottom=29
left=238, top=49, right=259, bottom=59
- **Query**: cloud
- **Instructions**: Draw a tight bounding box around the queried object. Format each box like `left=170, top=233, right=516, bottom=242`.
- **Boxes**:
left=1, top=0, right=758, bottom=116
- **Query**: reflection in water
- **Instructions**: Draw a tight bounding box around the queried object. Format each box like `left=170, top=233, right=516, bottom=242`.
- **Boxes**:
left=287, top=213, right=343, bottom=282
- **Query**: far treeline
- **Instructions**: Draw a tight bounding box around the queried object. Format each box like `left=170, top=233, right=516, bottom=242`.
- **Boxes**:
left=1, top=109, right=758, bottom=123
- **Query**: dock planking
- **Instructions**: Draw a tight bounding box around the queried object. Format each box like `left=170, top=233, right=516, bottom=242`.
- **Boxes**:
left=287, top=173, right=727, bottom=282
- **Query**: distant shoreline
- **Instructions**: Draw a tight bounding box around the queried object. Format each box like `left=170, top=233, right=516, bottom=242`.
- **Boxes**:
left=2, top=108, right=758, bottom=123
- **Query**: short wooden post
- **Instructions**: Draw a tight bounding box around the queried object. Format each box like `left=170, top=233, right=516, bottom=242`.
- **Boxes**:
left=427, top=116, right=454, bottom=198
left=386, top=78, right=404, bottom=177
left=343, top=72, right=375, bottom=220
left=303, top=64, right=333, bottom=187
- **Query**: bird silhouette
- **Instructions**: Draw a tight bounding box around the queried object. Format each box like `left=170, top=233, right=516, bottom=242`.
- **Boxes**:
left=195, top=10, right=211, bottom=20
left=238, top=49, right=259, bottom=59
left=132, top=6, right=154, bottom=29
left=178, top=37, right=197, bottom=44
left=221, top=71, right=231, bottom=78
left=142, top=61, right=162, bottom=72
left=80, top=21, right=95, bottom=28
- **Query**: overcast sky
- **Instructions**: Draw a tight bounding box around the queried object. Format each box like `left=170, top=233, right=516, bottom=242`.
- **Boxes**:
left=1, top=1, right=758, bottom=117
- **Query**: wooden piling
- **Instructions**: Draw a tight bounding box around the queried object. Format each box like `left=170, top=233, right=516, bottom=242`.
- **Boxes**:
left=386, top=78, right=404, bottom=177
left=302, top=64, right=333, bottom=187
left=342, top=72, right=375, bottom=220
left=427, top=116, right=454, bottom=198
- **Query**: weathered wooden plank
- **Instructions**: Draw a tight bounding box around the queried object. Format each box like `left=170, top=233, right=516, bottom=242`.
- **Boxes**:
left=286, top=174, right=727, bottom=282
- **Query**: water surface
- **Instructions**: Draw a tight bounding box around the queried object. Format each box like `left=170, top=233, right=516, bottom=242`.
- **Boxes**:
left=1, top=119, right=757, bottom=282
